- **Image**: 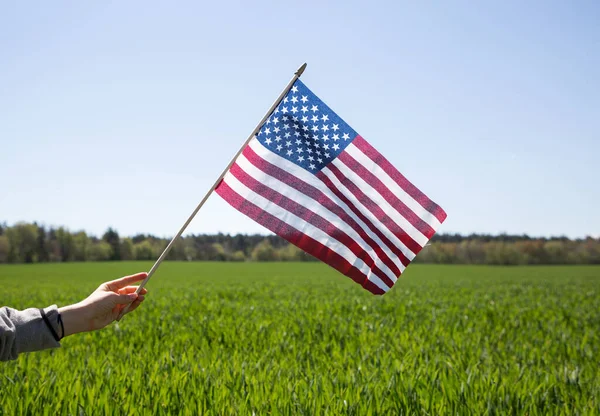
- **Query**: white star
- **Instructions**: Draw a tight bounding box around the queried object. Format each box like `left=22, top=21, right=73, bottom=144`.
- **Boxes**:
left=302, top=125, right=309, bottom=131
left=274, top=107, right=279, bottom=114
left=281, top=107, right=288, bottom=114
left=264, top=127, right=271, bottom=135
left=311, top=105, right=318, bottom=112
left=286, top=141, right=292, bottom=147
left=311, top=115, right=318, bottom=123
left=317, top=157, right=323, bottom=163
left=323, top=143, right=330, bottom=150
left=333, top=143, right=340, bottom=151
left=332, top=124, right=339, bottom=131
left=322, top=135, right=329, bottom=141
left=283, top=124, right=290, bottom=130
left=298, top=155, right=305, bottom=162
left=303, top=133, right=310, bottom=138
left=333, top=134, right=340, bottom=141
left=307, top=148, right=313, bottom=155
left=321, top=114, right=329, bottom=122
left=291, top=96, right=298, bottom=104
left=308, top=155, right=314, bottom=161
left=301, top=106, right=308, bottom=113
left=276, top=144, right=283, bottom=151
left=301, top=95, right=308, bottom=103
left=294, top=123, right=300, bottom=129
left=312, top=125, right=319, bottom=132
left=292, top=116, right=299, bottom=122
left=291, top=86, right=298, bottom=93
left=266, top=119, right=271, bottom=125
left=296, top=147, right=304, bottom=153
left=291, top=106, right=298, bottom=114
left=295, top=139, right=302, bottom=145
left=309, top=163, right=316, bottom=170
left=342, top=133, right=350, bottom=140
left=273, top=117, right=279, bottom=124
left=282, top=115, right=289, bottom=121
left=313, top=135, right=319, bottom=141
left=315, top=143, right=320, bottom=149
left=265, top=138, right=272, bottom=145
left=283, top=97, right=289, bottom=103
left=305, top=140, right=311, bottom=146
left=325, top=152, right=330, bottom=158
left=287, top=150, right=293, bottom=156
left=322, top=125, right=329, bottom=132
left=273, top=127, right=280, bottom=133
left=275, top=136, right=282, bottom=142
left=316, top=150, right=321, bottom=155
left=301, top=116, right=309, bottom=123
left=294, top=131, right=300, bottom=137
left=284, top=132, right=291, bottom=138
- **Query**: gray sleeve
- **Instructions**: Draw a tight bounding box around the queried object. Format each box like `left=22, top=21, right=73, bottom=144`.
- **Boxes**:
left=0, top=305, right=62, bottom=362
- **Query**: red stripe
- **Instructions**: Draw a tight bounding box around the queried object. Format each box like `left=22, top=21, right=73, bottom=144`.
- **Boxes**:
left=337, top=151, right=436, bottom=239
left=215, top=181, right=385, bottom=295
left=242, top=145, right=402, bottom=277
left=319, top=164, right=423, bottom=256
left=353, top=135, right=447, bottom=223
left=228, top=163, right=394, bottom=288
left=316, top=172, right=411, bottom=267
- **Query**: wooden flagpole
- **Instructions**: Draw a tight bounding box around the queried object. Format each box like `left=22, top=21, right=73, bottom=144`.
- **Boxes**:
left=116, top=63, right=307, bottom=321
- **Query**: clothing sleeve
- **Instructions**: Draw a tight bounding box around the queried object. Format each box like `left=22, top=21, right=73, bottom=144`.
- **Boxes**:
left=0, top=305, right=62, bottom=362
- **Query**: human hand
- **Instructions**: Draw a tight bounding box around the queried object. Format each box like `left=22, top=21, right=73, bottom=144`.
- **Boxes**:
left=58, top=272, right=148, bottom=337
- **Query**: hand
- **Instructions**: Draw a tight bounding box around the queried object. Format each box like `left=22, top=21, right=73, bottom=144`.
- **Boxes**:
left=58, top=272, right=148, bottom=337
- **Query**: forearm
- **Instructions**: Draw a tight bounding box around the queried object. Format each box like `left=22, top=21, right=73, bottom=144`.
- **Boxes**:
left=0, top=305, right=62, bottom=362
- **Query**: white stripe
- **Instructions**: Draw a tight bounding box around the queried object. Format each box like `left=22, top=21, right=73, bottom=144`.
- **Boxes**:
left=346, top=143, right=442, bottom=230
left=331, top=158, right=429, bottom=247
left=235, top=153, right=398, bottom=283
left=248, top=139, right=405, bottom=273
left=222, top=171, right=390, bottom=292
left=321, top=166, right=417, bottom=261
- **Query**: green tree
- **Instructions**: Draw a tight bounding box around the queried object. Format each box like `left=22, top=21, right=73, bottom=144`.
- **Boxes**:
left=120, top=238, right=134, bottom=261
left=102, top=228, right=121, bottom=261
left=86, top=241, right=112, bottom=261
left=251, top=239, right=279, bottom=261
left=0, top=235, right=9, bottom=263
left=56, top=227, right=75, bottom=262
left=36, top=224, right=50, bottom=262
left=134, top=241, right=155, bottom=260
left=72, top=232, right=89, bottom=261
left=6, top=223, right=38, bottom=263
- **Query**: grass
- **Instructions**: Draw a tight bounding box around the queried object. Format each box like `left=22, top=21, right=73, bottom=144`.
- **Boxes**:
left=0, top=262, right=599, bottom=415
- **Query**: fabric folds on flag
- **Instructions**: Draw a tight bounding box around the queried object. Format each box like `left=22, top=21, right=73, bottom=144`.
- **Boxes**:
left=215, top=79, right=447, bottom=294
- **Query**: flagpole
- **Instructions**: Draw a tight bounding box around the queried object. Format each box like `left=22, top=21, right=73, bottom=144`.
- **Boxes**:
left=116, top=62, right=307, bottom=321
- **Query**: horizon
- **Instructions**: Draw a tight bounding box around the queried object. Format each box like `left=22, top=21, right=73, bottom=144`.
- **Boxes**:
left=1, top=1, right=599, bottom=240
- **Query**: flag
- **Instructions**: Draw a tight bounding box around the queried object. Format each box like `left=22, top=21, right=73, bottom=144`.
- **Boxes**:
left=215, top=79, right=447, bottom=294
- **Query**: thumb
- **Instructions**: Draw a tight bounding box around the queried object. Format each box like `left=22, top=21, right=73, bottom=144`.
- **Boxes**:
left=113, top=292, right=138, bottom=305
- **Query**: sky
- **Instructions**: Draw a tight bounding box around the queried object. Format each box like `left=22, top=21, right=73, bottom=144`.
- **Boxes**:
left=1, top=1, right=598, bottom=240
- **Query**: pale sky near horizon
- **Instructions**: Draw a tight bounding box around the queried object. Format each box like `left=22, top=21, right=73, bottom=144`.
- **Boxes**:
left=1, top=1, right=598, bottom=239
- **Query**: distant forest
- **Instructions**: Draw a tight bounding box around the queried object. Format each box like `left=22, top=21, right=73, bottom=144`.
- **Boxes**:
left=0, top=221, right=599, bottom=265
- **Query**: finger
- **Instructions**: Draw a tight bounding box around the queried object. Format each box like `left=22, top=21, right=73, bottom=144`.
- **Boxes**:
left=112, top=292, right=139, bottom=305
left=117, top=286, right=148, bottom=295
left=104, top=272, right=148, bottom=291
left=124, top=296, right=145, bottom=314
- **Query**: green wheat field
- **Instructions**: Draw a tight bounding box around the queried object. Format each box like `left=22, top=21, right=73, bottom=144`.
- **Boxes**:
left=1, top=262, right=599, bottom=415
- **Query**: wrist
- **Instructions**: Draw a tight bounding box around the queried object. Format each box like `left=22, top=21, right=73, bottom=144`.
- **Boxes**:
left=58, top=303, right=89, bottom=337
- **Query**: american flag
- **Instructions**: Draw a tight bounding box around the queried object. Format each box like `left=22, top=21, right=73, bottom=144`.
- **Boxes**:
left=216, top=79, right=447, bottom=294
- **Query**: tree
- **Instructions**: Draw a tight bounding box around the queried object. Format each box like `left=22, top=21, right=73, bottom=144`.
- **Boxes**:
left=120, top=238, right=134, bottom=261
left=134, top=241, right=155, bottom=260
left=102, top=228, right=121, bottom=261
left=86, top=241, right=112, bottom=261
left=6, top=223, right=38, bottom=263
left=56, top=227, right=75, bottom=262
left=72, top=232, right=89, bottom=261
left=251, top=239, right=279, bottom=261
left=0, top=236, right=9, bottom=263
left=36, top=224, right=49, bottom=262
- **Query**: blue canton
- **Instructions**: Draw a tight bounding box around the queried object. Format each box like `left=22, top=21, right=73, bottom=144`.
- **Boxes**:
left=255, top=79, right=357, bottom=173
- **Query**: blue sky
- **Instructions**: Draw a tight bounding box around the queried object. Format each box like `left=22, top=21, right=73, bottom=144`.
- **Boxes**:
left=1, top=1, right=598, bottom=239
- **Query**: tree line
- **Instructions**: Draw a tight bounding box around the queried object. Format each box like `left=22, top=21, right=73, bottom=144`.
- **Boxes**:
left=0, top=221, right=598, bottom=265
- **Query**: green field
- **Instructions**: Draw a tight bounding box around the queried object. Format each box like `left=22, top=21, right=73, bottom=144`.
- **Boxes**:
left=1, top=262, right=599, bottom=415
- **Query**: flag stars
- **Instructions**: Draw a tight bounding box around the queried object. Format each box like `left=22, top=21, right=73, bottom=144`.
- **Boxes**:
left=332, top=124, right=339, bottom=131
left=309, top=163, right=316, bottom=170
left=275, top=136, right=282, bottom=142
left=296, top=147, right=304, bottom=154
left=284, top=132, right=291, bottom=138
left=286, top=141, right=292, bottom=147
left=276, top=144, right=283, bottom=151
left=301, top=106, right=308, bottom=113
left=295, top=139, right=302, bottom=145
left=333, top=134, right=340, bottom=141
left=281, top=107, right=289, bottom=114
left=291, top=106, right=298, bottom=114
left=312, top=125, right=319, bottom=132
left=291, top=86, right=298, bottom=93
left=311, top=105, right=319, bottom=112
left=298, top=156, right=305, bottom=162
left=287, top=150, right=293, bottom=156
left=274, top=127, right=280, bottom=133
left=342, top=133, right=350, bottom=140
left=301, top=95, right=308, bottom=103
left=321, top=114, right=329, bottom=122
left=291, top=96, right=298, bottom=104
left=282, top=115, right=289, bottom=121
left=273, top=117, right=279, bottom=124
left=264, top=127, right=271, bottom=135
left=333, top=143, right=340, bottom=151
left=283, top=124, right=290, bottom=130
left=311, top=115, right=319, bottom=123
left=265, top=138, right=272, bottom=145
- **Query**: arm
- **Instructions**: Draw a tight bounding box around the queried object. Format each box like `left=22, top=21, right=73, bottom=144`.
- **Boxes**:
left=0, top=272, right=147, bottom=362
